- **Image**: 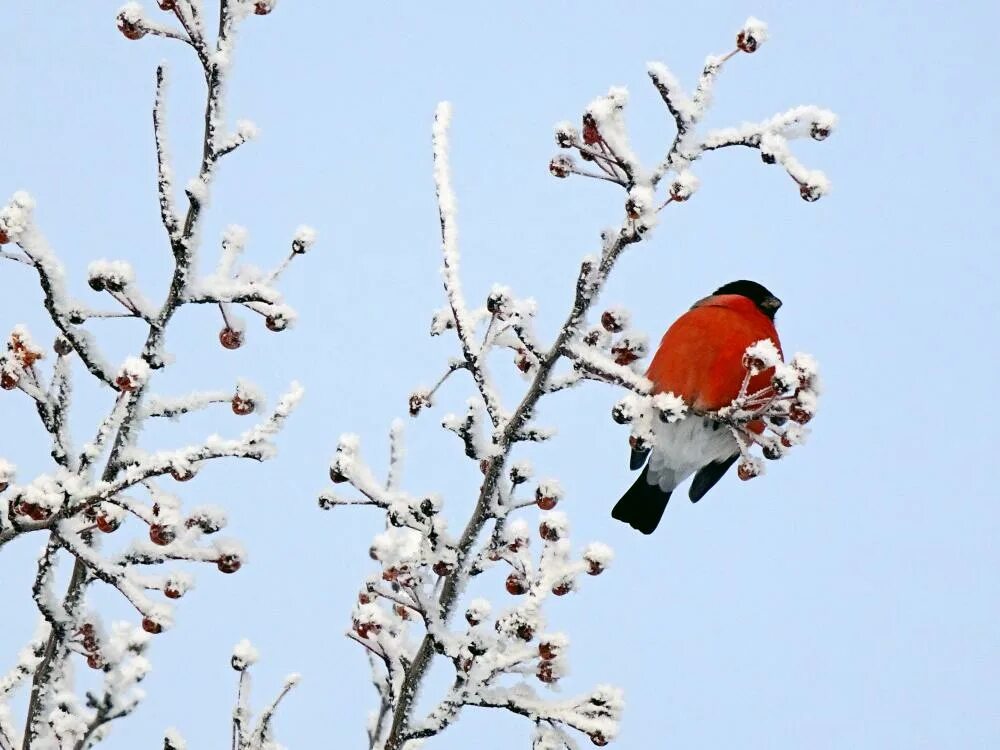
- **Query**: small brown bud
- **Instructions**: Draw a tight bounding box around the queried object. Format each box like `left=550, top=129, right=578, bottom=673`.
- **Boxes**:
left=1, top=372, right=18, bottom=390
left=590, top=732, right=610, bottom=747
left=141, top=617, right=162, bottom=634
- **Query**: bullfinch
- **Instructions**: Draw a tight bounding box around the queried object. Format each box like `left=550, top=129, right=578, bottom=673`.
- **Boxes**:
left=612, top=280, right=783, bottom=534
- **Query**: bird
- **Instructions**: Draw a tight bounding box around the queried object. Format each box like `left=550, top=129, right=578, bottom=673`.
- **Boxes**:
left=611, top=280, right=783, bottom=534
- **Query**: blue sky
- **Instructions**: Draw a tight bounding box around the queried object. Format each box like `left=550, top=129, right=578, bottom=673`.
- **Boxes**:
left=2, top=1, right=998, bottom=748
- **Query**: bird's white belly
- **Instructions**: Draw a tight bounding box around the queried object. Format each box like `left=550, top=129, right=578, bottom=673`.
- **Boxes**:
left=646, top=416, right=738, bottom=492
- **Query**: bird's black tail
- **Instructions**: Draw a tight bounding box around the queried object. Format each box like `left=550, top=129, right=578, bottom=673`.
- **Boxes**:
left=611, top=466, right=672, bottom=535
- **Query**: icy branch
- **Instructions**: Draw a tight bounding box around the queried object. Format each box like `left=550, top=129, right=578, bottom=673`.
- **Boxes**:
left=2, top=3, right=309, bottom=748
left=324, top=17, right=834, bottom=750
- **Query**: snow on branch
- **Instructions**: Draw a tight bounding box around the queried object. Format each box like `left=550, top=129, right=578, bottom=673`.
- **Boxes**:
left=1, top=3, right=309, bottom=748
left=323, top=16, right=833, bottom=750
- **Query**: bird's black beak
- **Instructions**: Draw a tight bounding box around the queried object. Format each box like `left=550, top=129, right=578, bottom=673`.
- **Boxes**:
left=760, top=295, right=782, bottom=318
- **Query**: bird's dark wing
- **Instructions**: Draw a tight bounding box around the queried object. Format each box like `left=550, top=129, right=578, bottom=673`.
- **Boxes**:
left=688, top=454, right=739, bottom=503
left=629, top=446, right=650, bottom=470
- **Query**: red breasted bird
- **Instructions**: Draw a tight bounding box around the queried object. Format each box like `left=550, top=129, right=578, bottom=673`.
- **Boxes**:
left=612, top=280, right=783, bottom=534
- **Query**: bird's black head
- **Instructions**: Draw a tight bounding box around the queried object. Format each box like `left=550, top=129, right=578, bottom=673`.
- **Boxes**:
left=713, top=280, right=782, bottom=320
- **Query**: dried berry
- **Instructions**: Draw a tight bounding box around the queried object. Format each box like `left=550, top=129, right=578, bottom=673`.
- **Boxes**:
left=265, top=314, right=288, bottom=332
left=736, top=29, right=758, bottom=53
left=118, top=16, right=146, bottom=40
left=539, top=640, right=559, bottom=660
left=219, top=327, right=244, bottom=350
left=149, top=524, right=175, bottom=546
left=601, top=310, right=626, bottom=333
left=505, top=573, right=527, bottom=595
left=433, top=560, right=454, bottom=577
left=141, top=617, right=162, bottom=634
left=1, top=372, right=17, bottom=390
left=789, top=405, right=813, bottom=424
left=810, top=123, right=831, bottom=141
left=737, top=461, right=761, bottom=481
left=96, top=514, right=120, bottom=533
left=551, top=580, right=573, bottom=596
left=535, top=488, right=557, bottom=511
left=54, top=337, right=73, bottom=356
left=231, top=395, right=255, bottom=416
left=799, top=184, right=822, bottom=202
left=539, top=521, right=560, bottom=542
left=170, top=466, right=196, bottom=482
left=408, top=391, right=430, bottom=416
left=537, top=661, right=557, bottom=683
left=217, top=554, right=242, bottom=574
left=611, top=402, right=631, bottom=425
left=549, top=155, right=573, bottom=179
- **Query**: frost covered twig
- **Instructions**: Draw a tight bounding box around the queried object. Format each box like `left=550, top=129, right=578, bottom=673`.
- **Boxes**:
left=228, top=640, right=298, bottom=750
left=324, top=17, right=833, bottom=749
left=1, top=3, right=309, bottom=748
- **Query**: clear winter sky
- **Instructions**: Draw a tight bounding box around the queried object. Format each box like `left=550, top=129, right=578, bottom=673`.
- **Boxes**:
left=2, top=2, right=998, bottom=748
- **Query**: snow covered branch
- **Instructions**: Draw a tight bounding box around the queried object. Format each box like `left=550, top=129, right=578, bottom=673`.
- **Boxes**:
left=1, top=3, right=309, bottom=748
left=323, top=16, right=833, bottom=749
